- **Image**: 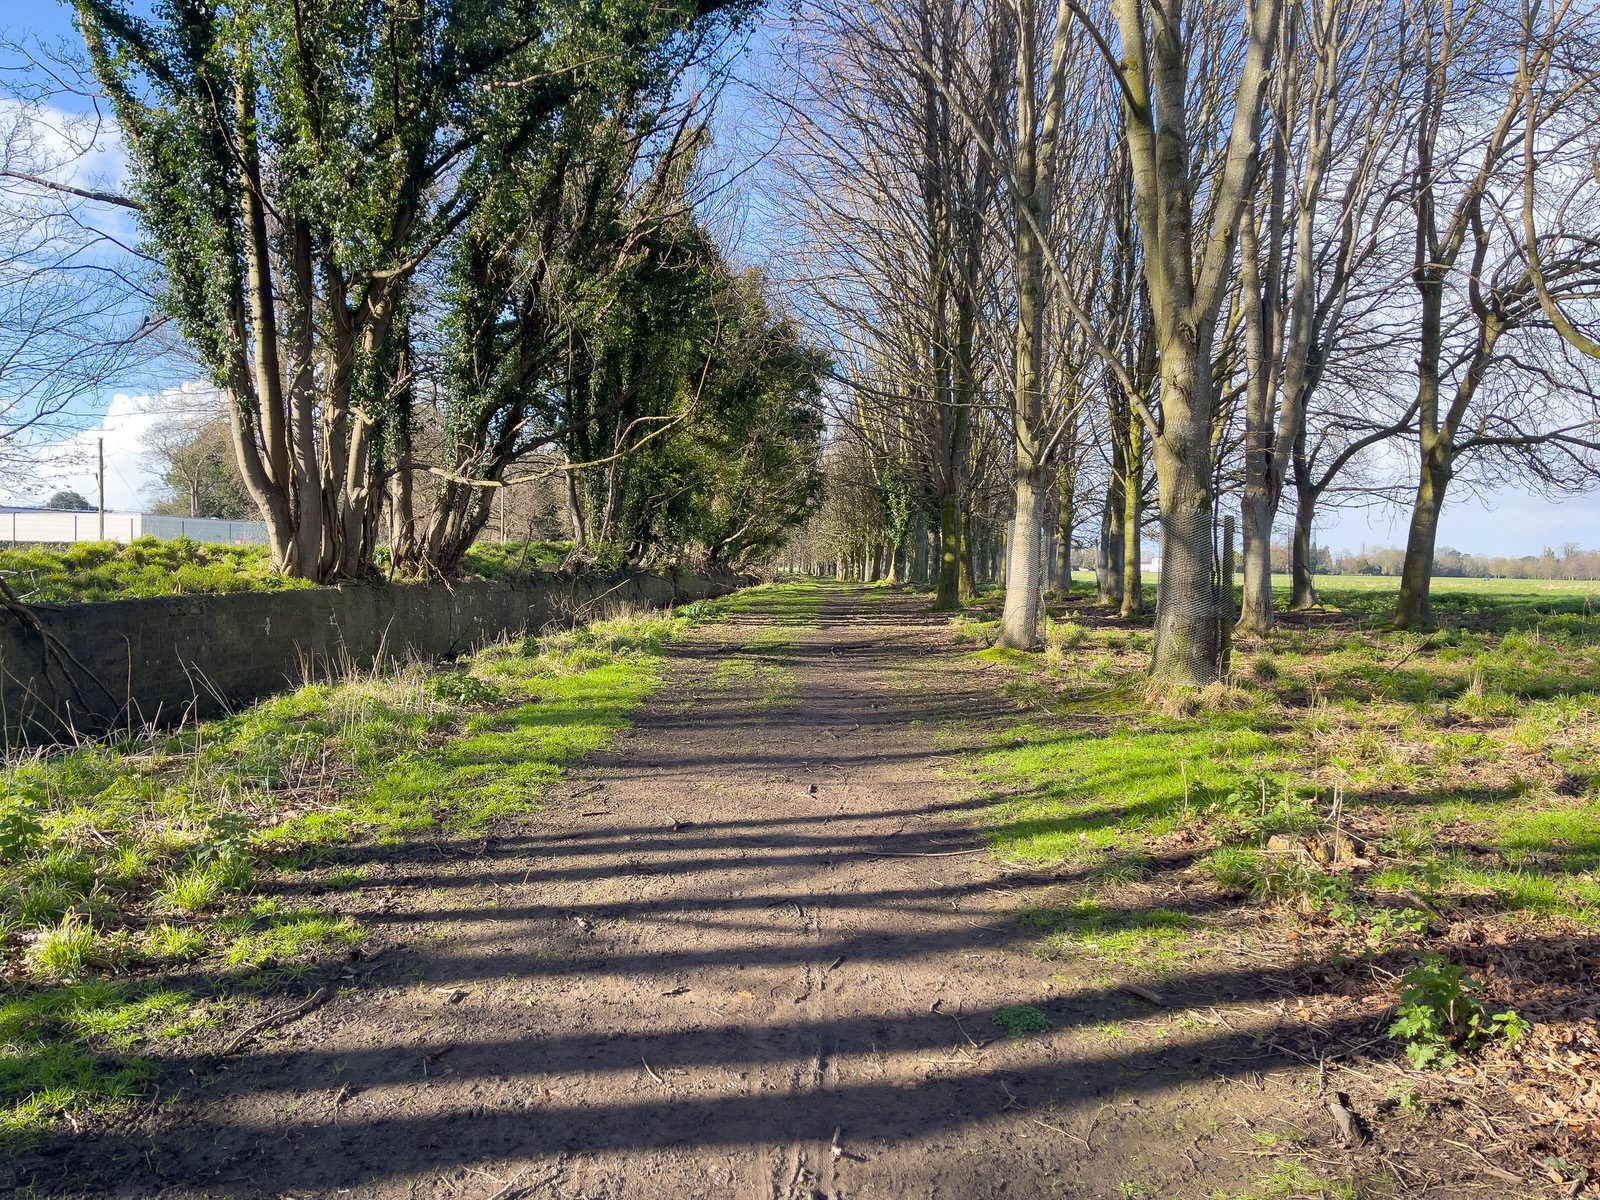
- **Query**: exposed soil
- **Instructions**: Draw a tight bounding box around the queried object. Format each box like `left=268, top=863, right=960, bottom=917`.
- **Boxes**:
left=7, top=586, right=1514, bottom=1198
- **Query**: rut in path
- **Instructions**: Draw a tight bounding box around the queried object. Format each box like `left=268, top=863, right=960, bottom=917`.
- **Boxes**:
left=19, top=584, right=1310, bottom=1200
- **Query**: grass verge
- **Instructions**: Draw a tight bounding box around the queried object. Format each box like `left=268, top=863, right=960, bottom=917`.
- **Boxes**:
left=0, top=537, right=577, bottom=603
left=0, top=593, right=725, bottom=1144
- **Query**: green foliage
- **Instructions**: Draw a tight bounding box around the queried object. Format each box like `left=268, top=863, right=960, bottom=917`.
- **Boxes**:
left=992, top=1004, right=1053, bottom=1037
left=0, top=794, right=44, bottom=861
left=0, top=538, right=307, bottom=603
left=79, top=0, right=762, bottom=581
left=28, top=919, right=101, bottom=977
left=1019, top=901, right=1191, bottom=969
left=426, top=671, right=503, bottom=706
left=1387, top=954, right=1528, bottom=1069
left=454, top=541, right=572, bottom=579
left=0, top=981, right=175, bottom=1143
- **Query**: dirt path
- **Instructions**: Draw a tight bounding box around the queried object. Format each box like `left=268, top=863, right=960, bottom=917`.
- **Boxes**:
left=21, top=584, right=1326, bottom=1199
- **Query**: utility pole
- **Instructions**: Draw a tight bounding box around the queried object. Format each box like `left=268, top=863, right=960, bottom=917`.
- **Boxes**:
left=97, top=437, right=106, bottom=541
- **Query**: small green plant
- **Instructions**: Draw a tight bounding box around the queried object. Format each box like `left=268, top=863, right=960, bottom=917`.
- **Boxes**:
left=426, top=671, right=501, bottom=706
left=1390, top=1085, right=1427, bottom=1116
left=678, top=599, right=714, bottom=622
left=29, top=918, right=100, bottom=976
left=0, top=794, right=44, bottom=861
left=147, top=922, right=208, bottom=962
left=992, top=1004, right=1053, bottom=1037
left=1364, top=906, right=1430, bottom=947
left=1201, top=846, right=1264, bottom=893
left=1388, top=953, right=1529, bottom=1068
left=156, top=867, right=222, bottom=913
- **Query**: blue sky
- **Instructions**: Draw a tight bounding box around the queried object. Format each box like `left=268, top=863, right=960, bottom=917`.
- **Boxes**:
left=5, top=0, right=1598, bottom=554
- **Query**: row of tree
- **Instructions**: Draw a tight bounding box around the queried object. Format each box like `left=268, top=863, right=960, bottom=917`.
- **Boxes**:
left=772, top=0, right=1600, bottom=682
left=2, top=0, right=826, bottom=580
left=1328, top=543, right=1600, bottom=582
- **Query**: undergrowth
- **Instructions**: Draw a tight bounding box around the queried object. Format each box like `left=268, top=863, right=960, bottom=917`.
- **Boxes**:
left=0, top=538, right=308, bottom=603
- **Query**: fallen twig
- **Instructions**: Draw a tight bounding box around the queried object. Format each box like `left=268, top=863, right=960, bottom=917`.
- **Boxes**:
left=219, top=988, right=330, bottom=1055
left=1117, top=982, right=1165, bottom=1006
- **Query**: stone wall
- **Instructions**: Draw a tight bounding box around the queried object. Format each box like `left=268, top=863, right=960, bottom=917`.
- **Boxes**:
left=0, top=570, right=739, bottom=745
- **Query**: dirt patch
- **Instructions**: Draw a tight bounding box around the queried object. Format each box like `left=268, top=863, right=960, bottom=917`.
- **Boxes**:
left=5, top=584, right=1520, bottom=1198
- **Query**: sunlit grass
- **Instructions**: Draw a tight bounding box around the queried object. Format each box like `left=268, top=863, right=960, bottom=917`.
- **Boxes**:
left=0, top=585, right=751, bottom=1144
left=940, top=579, right=1600, bottom=939
left=0, top=537, right=310, bottom=604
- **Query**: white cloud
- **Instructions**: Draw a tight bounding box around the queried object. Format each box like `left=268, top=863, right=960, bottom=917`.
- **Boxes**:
left=0, top=95, right=139, bottom=253
left=16, top=381, right=222, bottom=510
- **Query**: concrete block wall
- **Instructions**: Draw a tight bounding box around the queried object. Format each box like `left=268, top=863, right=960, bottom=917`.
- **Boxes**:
left=0, top=569, right=739, bottom=745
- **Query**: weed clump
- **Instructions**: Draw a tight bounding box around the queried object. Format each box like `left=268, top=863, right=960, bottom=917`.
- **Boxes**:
left=992, top=1004, right=1053, bottom=1037
left=1388, top=954, right=1527, bottom=1069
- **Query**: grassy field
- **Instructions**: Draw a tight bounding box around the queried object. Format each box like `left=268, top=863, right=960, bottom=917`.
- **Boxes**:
left=0, top=538, right=574, bottom=603
left=930, top=576, right=1600, bottom=1185
left=0, top=539, right=310, bottom=603
left=0, top=591, right=736, bottom=1144
left=953, top=577, right=1599, bottom=905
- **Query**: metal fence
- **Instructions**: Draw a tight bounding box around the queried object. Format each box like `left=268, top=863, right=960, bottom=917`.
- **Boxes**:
left=0, top=509, right=271, bottom=546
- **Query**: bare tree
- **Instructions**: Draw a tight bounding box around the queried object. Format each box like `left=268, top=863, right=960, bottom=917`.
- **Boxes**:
left=1389, top=0, right=1600, bottom=629
left=1234, top=0, right=1408, bottom=634
left=1095, top=0, right=1285, bottom=680
left=0, top=80, right=152, bottom=487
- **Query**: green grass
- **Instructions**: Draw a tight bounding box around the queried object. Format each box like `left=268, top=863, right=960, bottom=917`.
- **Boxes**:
left=1019, top=900, right=1193, bottom=970
left=709, top=582, right=827, bottom=708
left=0, top=538, right=309, bottom=603
left=0, top=537, right=577, bottom=604
left=928, top=577, right=1600, bottom=1059
left=446, top=539, right=573, bottom=579
left=992, top=1003, right=1053, bottom=1037
left=0, top=590, right=738, bottom=1144
left=1209, top=1161, right=1363, bottom=1200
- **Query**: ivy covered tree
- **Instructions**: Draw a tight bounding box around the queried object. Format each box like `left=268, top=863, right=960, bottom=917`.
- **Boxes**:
left=75, top=0, right=750, bottom=581
left=387, top=79, right=716, bottom=577
left=591, top=267, right=828, bottom=570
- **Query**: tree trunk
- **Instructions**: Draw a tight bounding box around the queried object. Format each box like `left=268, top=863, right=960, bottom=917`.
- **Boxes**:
left=1100, top=403, right=1126, bottom=607
left=935, top=496, right=963, bottom=609
left=1394, top=453, right=1450, bottom=630
left=1120, top=414, right=1144, bottom=617
left=566, top=472, right=589, bottom=548
left=1150, top=426, right=1221, bottom=684
left=960, top=510, right=978, bottom=598
left=1238, top=479, right=1274, bottom=634
left=1054, top=458, right=1076, bottom=594
left=1289, top=476, right=1319, bottom=611
left=999, top=466, right=1046, bottom=648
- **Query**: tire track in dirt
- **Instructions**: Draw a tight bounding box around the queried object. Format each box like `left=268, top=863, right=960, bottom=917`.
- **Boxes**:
left=14, top=582, right=1313, bottom=1199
